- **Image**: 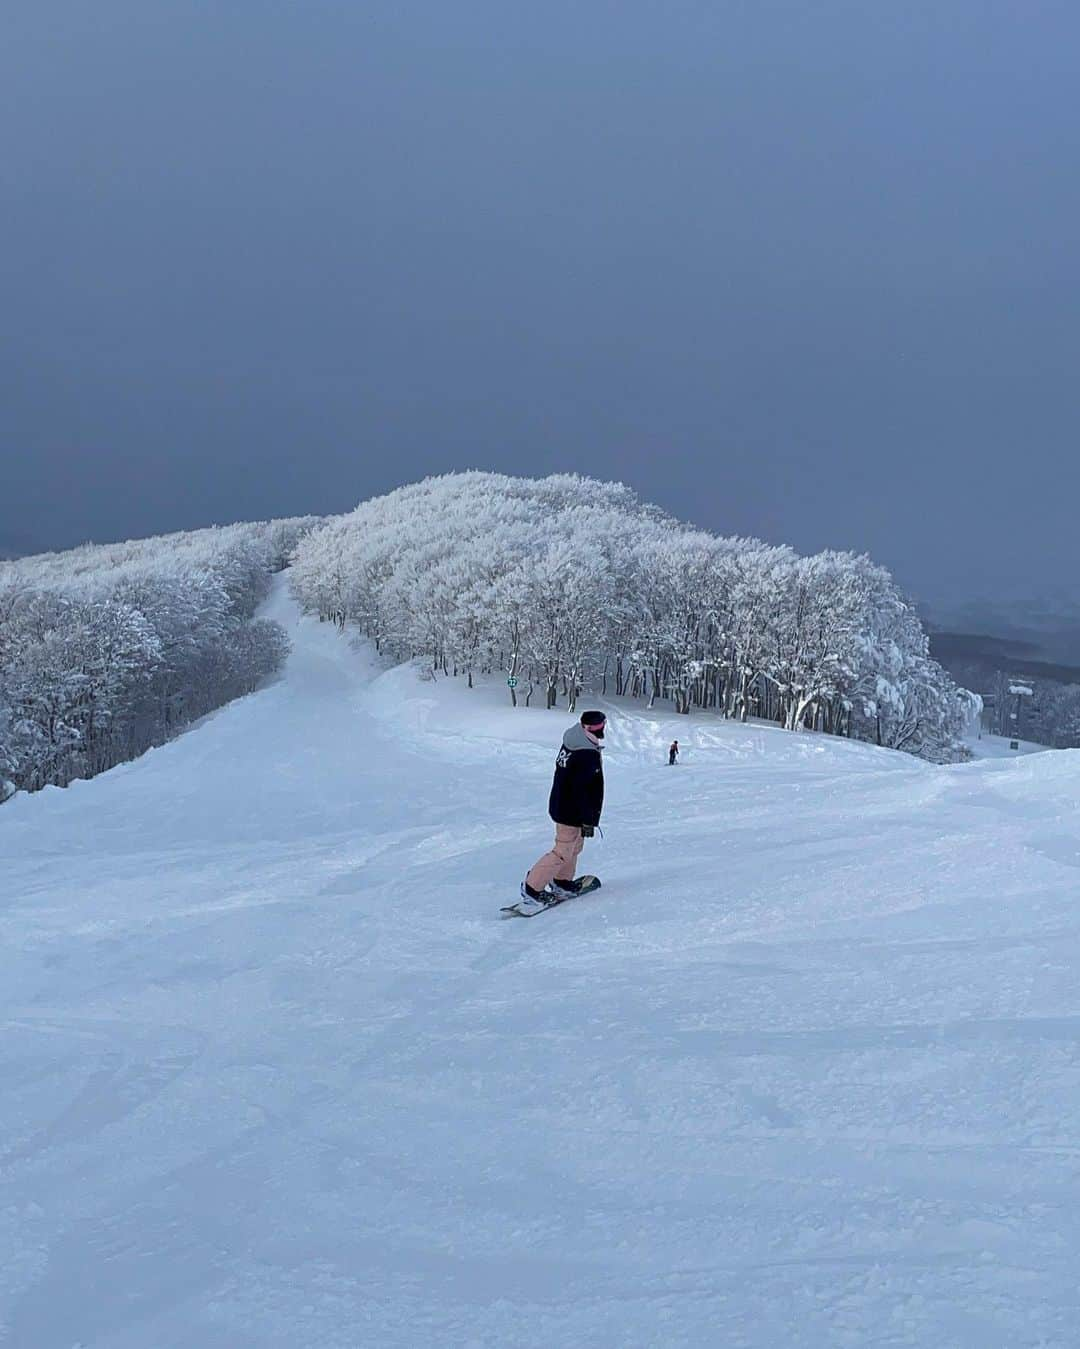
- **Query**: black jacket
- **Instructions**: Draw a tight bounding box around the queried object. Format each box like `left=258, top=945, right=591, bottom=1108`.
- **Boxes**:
left=548, top=724, right=604, bottom=827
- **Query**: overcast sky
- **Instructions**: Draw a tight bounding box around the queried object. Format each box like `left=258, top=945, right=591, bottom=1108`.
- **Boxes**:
left=3, top=1, right=1078, bottom=600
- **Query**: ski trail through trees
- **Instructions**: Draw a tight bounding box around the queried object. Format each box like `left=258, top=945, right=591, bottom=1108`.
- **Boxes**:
left=2, top=576, right=1079, bottom=1347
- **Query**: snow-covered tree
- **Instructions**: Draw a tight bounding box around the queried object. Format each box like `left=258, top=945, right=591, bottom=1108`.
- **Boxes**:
left=286, top=471, right=973, bottom=764
left=0, top=516, right=311, bottom=797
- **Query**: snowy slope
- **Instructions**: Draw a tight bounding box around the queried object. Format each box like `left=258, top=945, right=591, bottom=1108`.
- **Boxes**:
left=3, top=575, right=1080, bottom=1348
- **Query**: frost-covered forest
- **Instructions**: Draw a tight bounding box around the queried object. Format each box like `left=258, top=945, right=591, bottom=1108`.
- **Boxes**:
left=290, top=473, right=977, bottom=761
left=0, top=472, right=979, bottom=801
left=0, top=519, right=319, bottom=800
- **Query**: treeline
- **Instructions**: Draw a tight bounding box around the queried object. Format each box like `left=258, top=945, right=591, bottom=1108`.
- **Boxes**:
left=985, top=670, right=1080, bottom=748
left=931, top=637, right=1080, bottom=749
left=0, top=519, right=318, bottom=800
left=290, top=473, right=978, bottom=761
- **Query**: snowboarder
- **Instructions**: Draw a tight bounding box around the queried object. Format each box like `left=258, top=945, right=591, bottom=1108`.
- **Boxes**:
left=669, top=739, right=679, bottom=765
left=520, top=710, right=606, bottom=907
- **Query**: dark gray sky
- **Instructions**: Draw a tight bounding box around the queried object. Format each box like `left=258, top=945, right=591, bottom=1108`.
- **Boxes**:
left=4, top=1, right=1078, bottom=599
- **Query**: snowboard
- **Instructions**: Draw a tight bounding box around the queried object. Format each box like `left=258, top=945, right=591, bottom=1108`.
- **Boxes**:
left=500, top=875, right=601, bottom=919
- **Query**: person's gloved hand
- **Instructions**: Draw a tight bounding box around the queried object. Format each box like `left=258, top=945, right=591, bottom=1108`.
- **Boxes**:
left=580, top=824, right=595, bottom=838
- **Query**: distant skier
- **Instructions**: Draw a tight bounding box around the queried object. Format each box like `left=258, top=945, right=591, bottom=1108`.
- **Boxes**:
left=669, top=739, right=679, bottom=766
left=520, top=710, right=606, bottom=907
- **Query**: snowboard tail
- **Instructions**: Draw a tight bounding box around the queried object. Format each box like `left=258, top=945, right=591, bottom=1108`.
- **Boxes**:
left=500, top=875, right=601, bottom=918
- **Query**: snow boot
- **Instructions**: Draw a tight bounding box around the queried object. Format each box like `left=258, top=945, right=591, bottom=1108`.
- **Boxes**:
left=516, top=880, right=553, bottom=915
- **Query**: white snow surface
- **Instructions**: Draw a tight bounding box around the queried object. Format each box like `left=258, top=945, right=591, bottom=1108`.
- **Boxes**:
left=3, top=575, right=1080, bottom=1348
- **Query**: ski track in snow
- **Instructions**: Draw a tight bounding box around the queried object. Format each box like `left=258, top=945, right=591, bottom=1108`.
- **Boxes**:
left=2, top=575, right=1080, bottom=1347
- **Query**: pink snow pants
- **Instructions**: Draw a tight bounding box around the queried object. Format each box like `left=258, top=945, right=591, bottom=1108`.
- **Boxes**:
left=526, top=823, right=584, bottom=892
